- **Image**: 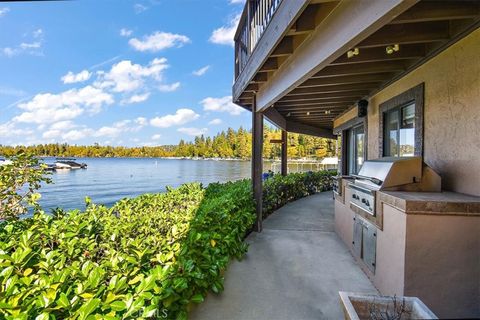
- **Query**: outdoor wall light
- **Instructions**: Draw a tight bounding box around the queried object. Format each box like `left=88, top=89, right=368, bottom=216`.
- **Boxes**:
left=386, top=44, right=400, bottom=55
left=347, top=47, right=359, bottom=58
left=306, top=111, right=310, bottom=116
left=325, top=110, right=331, bottom=115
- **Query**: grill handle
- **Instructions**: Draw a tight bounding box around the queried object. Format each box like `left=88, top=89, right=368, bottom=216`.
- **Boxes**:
left=351, top=174, right=383, bottom=186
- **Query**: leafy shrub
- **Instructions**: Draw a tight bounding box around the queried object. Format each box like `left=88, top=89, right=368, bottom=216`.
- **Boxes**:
left=0, top=152, right=51, bottom=220
left=0, top=181, right=254, bottom=319
left=262, top=171, right=335, bottom=218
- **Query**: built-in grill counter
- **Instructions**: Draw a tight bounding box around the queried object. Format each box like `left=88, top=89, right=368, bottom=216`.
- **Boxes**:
left=334, top=157, right=480, bottom=319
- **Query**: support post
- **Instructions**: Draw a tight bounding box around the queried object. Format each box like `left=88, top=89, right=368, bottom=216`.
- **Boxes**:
left=281, top=130, right=288, bottom=176
left=252, top=95, right=263, bottom=232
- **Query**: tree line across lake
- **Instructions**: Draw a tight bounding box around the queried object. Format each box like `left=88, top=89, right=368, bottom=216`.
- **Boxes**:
left=0, top=126, right=337, bottom=160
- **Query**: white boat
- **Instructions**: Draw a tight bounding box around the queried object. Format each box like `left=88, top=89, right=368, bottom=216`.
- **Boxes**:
left=0, top=159, right=13, bottom=166
left=54, top=162, right=72, bottom=170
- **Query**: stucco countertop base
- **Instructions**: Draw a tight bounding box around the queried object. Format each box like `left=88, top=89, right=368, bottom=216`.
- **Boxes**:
left=378, top=191, right=480, bottom=216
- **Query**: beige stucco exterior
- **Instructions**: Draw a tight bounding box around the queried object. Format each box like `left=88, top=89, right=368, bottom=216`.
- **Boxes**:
left=366, top=28, right=480, bottom=196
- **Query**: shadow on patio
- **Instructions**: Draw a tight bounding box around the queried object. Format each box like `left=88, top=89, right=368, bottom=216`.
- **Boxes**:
left=190, top=191, right=377, bottom=320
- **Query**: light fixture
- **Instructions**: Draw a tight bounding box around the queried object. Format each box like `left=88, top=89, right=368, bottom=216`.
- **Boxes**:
left=325, top=110, right=331, bottom=115
left=286, top=112, right=291, bottom=117
left=306, top=111, right=310, bottom=116
left=386, top=44, right=400, bottom=55
left=347, top=47, right=359, bottom=58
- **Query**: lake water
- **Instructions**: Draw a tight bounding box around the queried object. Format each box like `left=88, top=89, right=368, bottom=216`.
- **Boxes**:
left=37, top=157, right=329, bottom=211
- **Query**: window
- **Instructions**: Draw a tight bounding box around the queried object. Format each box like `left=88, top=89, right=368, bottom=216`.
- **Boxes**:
left=378, top=83, right=424, bottom=158
left=347, top=124, right=365, bottom=174
left=383, top=103, right=415, bottom=157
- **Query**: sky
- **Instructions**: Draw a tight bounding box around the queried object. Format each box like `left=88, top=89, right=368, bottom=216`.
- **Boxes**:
left=0, top=0, right=251, bottom=147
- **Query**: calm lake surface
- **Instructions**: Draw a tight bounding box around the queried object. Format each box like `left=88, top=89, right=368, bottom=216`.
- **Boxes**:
left=38, top=157, right=327, bottom=211
left=38, top=158, right=251, bottom=211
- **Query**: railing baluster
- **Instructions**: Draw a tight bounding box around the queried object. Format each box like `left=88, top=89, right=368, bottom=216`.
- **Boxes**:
left=235, top=0, right=283, bottom=78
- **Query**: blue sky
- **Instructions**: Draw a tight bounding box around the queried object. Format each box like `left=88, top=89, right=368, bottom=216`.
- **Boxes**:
left=0, top=0, right=250, bottom=146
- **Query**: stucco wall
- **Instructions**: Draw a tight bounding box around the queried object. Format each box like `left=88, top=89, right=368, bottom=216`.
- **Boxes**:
left=367, top=29, right=480, bottom=195
left=405, top=214, right=480, bottom=318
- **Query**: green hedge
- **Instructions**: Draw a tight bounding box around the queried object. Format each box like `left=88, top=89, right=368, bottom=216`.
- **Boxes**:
left=263, top=171, right=335, bottom=218
left=0, top=171, right=333, bottom=319
left=0, top=181, right=255, bottom=319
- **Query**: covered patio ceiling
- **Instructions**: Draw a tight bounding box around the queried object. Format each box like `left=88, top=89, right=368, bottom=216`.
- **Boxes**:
left=235, top=0, right=480, bottom=135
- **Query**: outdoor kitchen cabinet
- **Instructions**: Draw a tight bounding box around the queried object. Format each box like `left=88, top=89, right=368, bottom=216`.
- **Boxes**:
left=335, top=187, right=480, bottom=319
left=352, top=215, right=376, bottom=274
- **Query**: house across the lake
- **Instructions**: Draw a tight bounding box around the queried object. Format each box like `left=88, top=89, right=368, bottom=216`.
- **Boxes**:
left=234, top=0, right=480, bottom=318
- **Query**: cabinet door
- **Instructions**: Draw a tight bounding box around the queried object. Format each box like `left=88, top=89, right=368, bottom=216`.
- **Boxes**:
left=352, top=217, right=362, bottom=257
left=362, top=222, right=377, bottom=273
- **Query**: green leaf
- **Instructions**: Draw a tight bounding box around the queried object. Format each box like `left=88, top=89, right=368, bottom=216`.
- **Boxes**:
left=191, top=293, right=204, bottom=304
left=109, top=300, right=126, bottom=312
left=76, top=298, right=101, bottom=320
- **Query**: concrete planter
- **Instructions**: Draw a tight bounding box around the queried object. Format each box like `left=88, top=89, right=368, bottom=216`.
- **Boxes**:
left=339, top=292, right=437, bottom=320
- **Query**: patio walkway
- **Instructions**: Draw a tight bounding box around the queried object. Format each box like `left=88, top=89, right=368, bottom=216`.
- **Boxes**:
left=190, top=192, right=377, bottom=320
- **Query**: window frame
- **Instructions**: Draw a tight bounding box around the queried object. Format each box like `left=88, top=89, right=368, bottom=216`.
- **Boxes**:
left=378, top=83, right=424, bottom=158
left=334, top=115, right=368, bottom=176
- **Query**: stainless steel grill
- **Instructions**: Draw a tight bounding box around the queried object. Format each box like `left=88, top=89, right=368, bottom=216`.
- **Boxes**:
left=350, top=157, right=441, bottom=216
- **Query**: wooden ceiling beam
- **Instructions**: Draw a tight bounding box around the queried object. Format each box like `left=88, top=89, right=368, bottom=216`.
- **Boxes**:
left=357, top=21, right=450, bottom=48
left=390, top=1, right=480, bottom=25
left=271, top=36, right=294, bottom=57
left=313, top=61, right=406, bottom=78
left=280, top=91, right=368, bottom=103
left=244, top=83, right=259, bottom=92
left=287, top=83, right=378, bottom=96
left=259, top=58, right=278, bottom=72
left=251, top=72, right=268, bottom=83
left=276, top=99, right=356, bottom=108
left=277, top=104, right=350, bottom=112
left=299, top=73, right=393, bottom=88
left=331, top=44, right=426, bottom=65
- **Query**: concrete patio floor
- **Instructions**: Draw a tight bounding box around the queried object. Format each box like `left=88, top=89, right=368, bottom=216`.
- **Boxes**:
left=190, top=192, right=377, bottom=320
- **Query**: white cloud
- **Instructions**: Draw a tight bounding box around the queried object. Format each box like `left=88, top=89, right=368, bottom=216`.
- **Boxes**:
left=208, top=118, right=222, bottom=125
left=121, top=92, right=150, bottom=104
left=158, top=82, right=180, bottom=92
left=0, top=122, right=33, bottom=138
left=201, top=96, right=244, bottom=115
left=63, top=128, right=93, bottom=141
left=150, top=108, right=199, bottom=128
left=61, top=70, right=92, bottom=84
left=209, top=14, right=240, bottom=46
left=50, top=120, right=76, bottom=131
left=129, top=31, right=190, bottom=52
left=14, top=85, right=114, bottom=124
left=134, top=3, right=148, bottom=14
left=120, top=28, right=133, bottom=37
left=192, top=65, right=210, bottom=76
left=0, top=7, right=9, bottom=17
left=2, top=28, right=44, bottom=57
left=42, top=121, right=77, bottom=139
left=229, top=0, right=245, bottom=4
left=20, top=42, right=41, bottom=49
left=33, top=29, right=43, bottom=38
left=178, top=127, right=208, bottom=136
left=134, top=117, right=148, bottom=126
left=96, top=58, right=169, bottom=93
left=151, top=134, right=161, bottom=140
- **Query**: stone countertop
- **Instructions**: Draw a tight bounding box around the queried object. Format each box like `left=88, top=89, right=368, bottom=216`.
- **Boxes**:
left=378, top=191, right=480, bottom=216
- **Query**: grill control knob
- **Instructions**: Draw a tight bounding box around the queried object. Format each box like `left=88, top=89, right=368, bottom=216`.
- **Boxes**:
left=365, top=200, right=370, bottom=206
left=361, top=198, right=366, bottom=204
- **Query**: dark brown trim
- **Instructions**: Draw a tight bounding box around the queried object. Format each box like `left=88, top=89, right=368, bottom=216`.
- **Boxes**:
left=378, top=83, right=424, bottom=158
left=335, top=114, right=368, bottom=175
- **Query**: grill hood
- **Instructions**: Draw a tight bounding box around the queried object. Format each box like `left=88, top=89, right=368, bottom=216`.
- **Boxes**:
left=354, top=157, right=441, bottom=191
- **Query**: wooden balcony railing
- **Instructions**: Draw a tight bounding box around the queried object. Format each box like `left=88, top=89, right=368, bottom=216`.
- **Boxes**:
left=234, top=0, right=283, bottom=79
